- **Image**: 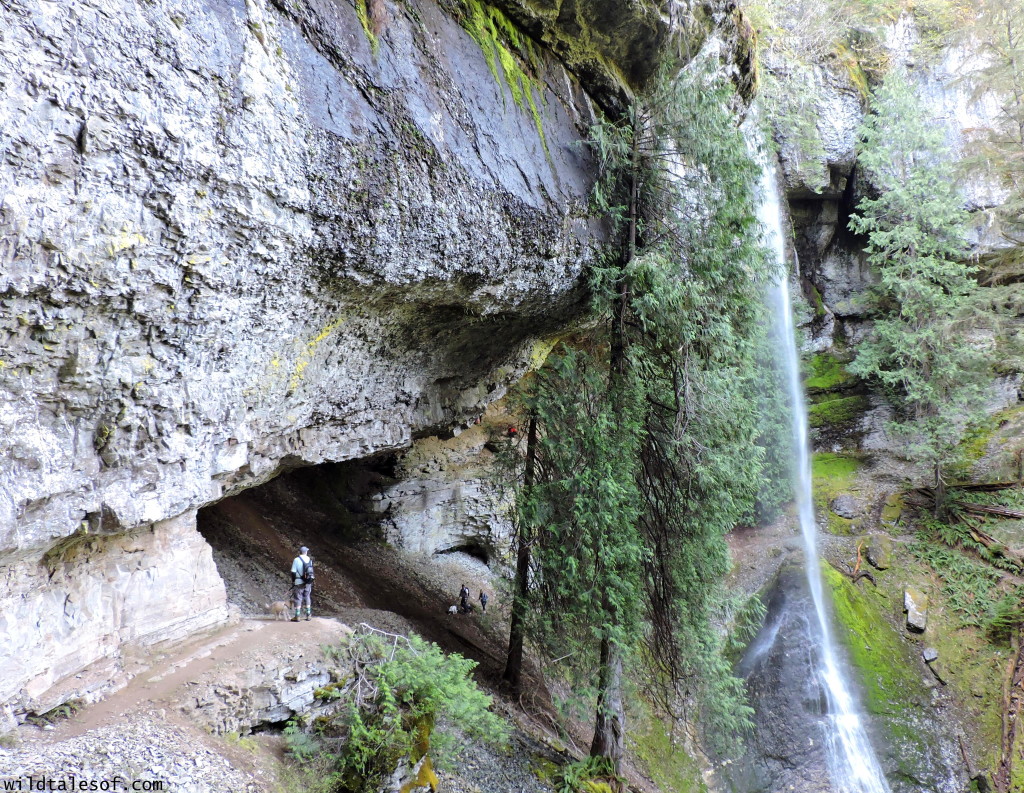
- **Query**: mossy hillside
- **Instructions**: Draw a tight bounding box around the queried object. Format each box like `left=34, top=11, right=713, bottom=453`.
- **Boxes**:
left=922, top=607, right=1005, bottom=778
left=906, top=539, right=1018, bottom=780
left=823, top=563, right=940, bottom=781
left=628, top=700, right=707, bottom=793
left=823, top=564, right=927, bottom=717
left=812, top=453, right=863, bottom=534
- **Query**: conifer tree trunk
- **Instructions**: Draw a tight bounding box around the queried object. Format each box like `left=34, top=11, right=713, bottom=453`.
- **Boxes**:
left=503, top=414, right=537, bottom=691
left=589, top=122, right=639, bottom=781
left=934, top=462, right=948, bottom=521
left=590, top=634, right=625, bottom=776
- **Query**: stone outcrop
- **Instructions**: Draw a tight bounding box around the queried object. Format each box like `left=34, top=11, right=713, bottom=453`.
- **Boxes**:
left=180, top=622, right=357, bottom=735
left=375, top=416, right=513, bottom=560
left=772, top=15, right=1014, bottom=352
left=904, top=586, right=929, bottom=633
left=0, top=512, right=230, bottom=731
left=0, top=0, right=676, bottom=727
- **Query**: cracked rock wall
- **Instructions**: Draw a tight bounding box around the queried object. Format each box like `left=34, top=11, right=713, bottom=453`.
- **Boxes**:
left=0, top=0, right=655, bottom=727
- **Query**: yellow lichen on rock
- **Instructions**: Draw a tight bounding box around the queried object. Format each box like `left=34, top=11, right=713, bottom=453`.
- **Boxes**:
left=288, top=315, right=347, bottom=391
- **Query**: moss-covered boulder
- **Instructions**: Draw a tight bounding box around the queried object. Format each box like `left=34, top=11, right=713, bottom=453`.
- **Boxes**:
left=866, top=533, right=892, bottom=570
left=805, top=352, right=859, bottom=394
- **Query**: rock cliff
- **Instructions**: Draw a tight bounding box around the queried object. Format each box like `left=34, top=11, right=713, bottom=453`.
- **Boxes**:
left=770, top=14, right=1023, bottom=452
left=0, top=0, right=673, bottom=729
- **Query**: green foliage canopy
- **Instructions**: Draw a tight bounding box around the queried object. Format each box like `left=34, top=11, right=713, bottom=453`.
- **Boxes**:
left=517, top=60, right=780, bottom=750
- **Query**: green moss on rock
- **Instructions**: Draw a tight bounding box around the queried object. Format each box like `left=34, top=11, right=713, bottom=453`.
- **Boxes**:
left=880, top=493, right=904, bottom=528
left=804, top=352, right=859, bottom=394
left=950, top=404, right=1024, bottom=481
left=458, top=0, right=548, bottom=152
left=628, top=701, right=707, bottom=793
left=807, top=394, right=870, bottom=430
left=812, top=454, right=863, bottom=533
left=823, top=564, right=934, bottom=771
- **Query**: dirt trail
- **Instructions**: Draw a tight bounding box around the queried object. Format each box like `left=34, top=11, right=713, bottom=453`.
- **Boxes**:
left=42, top=617, right=339, bottom=742
left=8, top=465, right=568, bottom=793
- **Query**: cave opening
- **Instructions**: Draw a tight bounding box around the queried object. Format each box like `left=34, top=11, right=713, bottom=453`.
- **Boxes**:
left=434, top=542, right=491, bottom=566
left=194, top=450, right=511, bottom=687
left=196, top=454, right=398, bottom=618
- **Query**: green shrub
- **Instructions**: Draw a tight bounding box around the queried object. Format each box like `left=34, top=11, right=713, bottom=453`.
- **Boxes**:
left=554, top=756, right=620, bottom=793
left=285, top=632, right=507, bottom=792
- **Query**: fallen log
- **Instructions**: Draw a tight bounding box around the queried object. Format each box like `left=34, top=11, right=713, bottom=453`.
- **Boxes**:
left=958, top=502, right=1024, bottom=520
left=994, top=631, right=1024, bottom=793
left=950, top=481, right=1024, bottom=492
left=827, top=559, right=876, bottom=586
left=962, top=525, right=1024, bottom=572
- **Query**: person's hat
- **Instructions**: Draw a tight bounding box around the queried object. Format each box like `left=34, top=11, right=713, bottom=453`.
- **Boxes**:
left=300, top=546, right=309, bottom=554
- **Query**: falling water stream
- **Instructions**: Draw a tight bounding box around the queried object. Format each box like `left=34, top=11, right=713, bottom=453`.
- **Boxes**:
left=754, top=144, right=893, bottom=793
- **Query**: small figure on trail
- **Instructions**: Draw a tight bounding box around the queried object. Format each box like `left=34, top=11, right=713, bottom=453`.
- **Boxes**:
left=507, top=426, right=517, bottom=438
left=459, top=584, right=470, bottom=614
left=478, top=590, right=488, bottom=613
left=291, top=545, right=314, bottom=622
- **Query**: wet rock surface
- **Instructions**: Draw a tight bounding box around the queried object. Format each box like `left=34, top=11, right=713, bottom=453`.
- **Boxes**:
left=721, top=565, right=833, bottom=793
left=724, top=561, right=966, bottom=793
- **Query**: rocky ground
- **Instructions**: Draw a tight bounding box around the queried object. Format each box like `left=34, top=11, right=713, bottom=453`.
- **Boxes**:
left=0, top=466, right=568, bottom=793
left=0, top=606, right=557, bottom=793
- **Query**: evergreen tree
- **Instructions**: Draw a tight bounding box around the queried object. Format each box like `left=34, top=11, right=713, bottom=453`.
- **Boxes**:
left=962, top=0, right=1024, bottom=273
left=504, top=62, right=778, bottom=774
left=849, top=68, right=989, bottom=511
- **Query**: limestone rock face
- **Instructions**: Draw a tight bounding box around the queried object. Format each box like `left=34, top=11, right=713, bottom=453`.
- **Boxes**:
left=0, top=0, right=672, bottom=724
left=180, top=636, right=343, bottom=735
left=769, top=55, right=862, bottom=200
left=375, top=419, right=513, bottom=560
left=0, top=512, right=229, bottom=731
left=0, top=0, right=602, bottom=562
left=773, top=15, right=1014, bottom=356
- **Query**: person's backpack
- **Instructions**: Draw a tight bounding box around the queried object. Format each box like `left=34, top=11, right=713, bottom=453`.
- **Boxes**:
left=302, top=558, right=315, bottom=583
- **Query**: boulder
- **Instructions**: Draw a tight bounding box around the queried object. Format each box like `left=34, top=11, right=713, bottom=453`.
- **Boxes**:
left=904, top=588, right=929, bottom=633
left=866, top=534, right=892, bottom=571
left=830, top=495, right=864, bottom=520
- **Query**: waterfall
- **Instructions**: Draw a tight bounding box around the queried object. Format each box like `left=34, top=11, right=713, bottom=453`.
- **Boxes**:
left=754, top=141, right=893, bottom=793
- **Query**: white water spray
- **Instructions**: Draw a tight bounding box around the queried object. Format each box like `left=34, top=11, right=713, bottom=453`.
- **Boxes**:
left=755, top=143, right=893, bottom=793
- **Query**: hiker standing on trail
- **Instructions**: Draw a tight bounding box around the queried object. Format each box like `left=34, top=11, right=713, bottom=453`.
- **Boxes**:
left=459, top=584, right=470, bottom=614
left=291, top=545, right=314, bottom=622
left=478, top=590, right=488, bottom=613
